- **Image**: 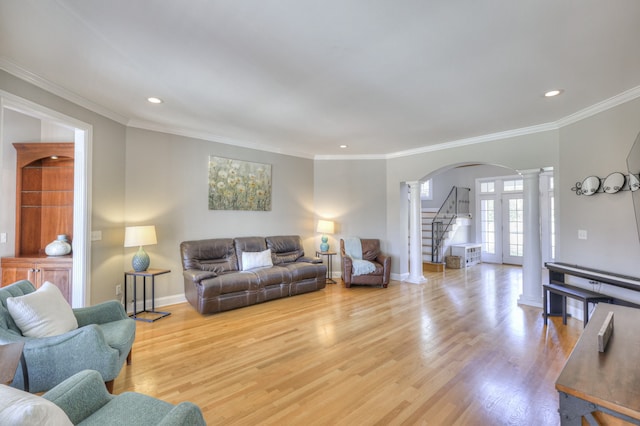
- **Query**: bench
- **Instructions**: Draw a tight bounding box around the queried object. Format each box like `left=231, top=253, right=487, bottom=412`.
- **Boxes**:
left=543, top=283, right=612, bottom=327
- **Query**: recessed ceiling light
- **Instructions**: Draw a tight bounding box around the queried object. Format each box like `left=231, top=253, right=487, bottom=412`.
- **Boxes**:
left=147, top=97, right=163, bottom=104
left=544, top=89, right=563, bottom=97
left=339, top=144, right=348, bottom=149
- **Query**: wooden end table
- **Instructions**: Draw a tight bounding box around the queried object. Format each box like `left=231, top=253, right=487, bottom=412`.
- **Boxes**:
left=0, top=341, right=28, bottom=391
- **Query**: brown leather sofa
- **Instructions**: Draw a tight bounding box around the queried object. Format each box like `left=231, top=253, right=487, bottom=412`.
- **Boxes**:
left=180, top=235, right=326, bottom=314
left=340, top=238, right=391, bottom=288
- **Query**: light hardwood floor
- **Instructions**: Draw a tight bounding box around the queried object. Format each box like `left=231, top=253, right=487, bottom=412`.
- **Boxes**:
left=115, top=264, right=582, bottom=425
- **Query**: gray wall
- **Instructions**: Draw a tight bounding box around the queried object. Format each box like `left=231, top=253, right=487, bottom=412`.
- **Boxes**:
left=313, top=159, right=387, bottom=274
left=125, top=127, right=316, bottom=301
left=558, top=97, right=640, bottom=276
left=0, top=109, right=40, bottom=257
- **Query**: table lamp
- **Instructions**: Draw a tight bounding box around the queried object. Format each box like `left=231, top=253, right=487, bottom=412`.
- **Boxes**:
left=316, top=220, right=335, bottom=252
left=124, top=225, right=157, bottom=272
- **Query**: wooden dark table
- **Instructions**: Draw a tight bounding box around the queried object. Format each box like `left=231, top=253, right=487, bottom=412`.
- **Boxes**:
left=555, top=303, right=640, bottom=424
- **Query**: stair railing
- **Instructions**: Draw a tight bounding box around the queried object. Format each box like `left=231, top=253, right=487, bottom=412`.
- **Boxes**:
left=431, top=186, right=470, bottom=263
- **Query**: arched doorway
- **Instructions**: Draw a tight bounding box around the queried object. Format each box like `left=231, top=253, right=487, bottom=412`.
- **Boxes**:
left=402, top=162, right=554, bottom=307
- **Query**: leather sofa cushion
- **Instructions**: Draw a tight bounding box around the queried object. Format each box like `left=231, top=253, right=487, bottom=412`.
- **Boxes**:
left=180, top=239, right=238, bottom=273
left=234, top=237, right=268, bottom=271
left=283, top=262, right=324, bottom=281
left=251, top=266, right=291, bottom=287
left=266, top=235, right=304, bottom=264
left=199, top=272, right=258, bottom=297
left=361, top=239, right=382, bottom=261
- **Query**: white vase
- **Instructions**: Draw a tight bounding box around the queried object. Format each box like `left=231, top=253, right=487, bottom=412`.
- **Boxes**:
left=45, top=235, right=72, bottom=256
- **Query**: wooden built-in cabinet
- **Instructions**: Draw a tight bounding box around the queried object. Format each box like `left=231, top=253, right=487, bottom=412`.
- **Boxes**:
left=1, top=256, right=72, bottom=302
left=1, top=143, right=74, bottom=303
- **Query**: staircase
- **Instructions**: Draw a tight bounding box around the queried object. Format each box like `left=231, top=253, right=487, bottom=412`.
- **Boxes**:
left=421, top=209, right=456, bottom=262
left=422, top=186, right=471, bottom=271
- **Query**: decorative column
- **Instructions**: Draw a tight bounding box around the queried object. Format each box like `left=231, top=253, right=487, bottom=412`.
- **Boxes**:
left=518, top=169, right=542, bottom=307
left=405, top=181, right=427, bottom=284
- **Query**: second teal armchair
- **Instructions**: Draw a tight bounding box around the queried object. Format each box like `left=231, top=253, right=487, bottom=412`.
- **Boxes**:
left=0, top=280, right=135, bottom=393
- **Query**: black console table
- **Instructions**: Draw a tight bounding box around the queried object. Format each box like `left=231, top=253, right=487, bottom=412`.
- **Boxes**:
left=544, top=262, right=640, bottom=325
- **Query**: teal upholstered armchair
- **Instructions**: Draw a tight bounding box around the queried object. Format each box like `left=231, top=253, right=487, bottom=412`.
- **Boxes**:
left=41, top=370, right=206, bottom=425
left=0, top=280, right=135, bottom=393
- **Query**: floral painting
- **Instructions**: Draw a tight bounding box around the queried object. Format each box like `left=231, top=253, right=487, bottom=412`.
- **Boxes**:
left=208, top=156, right=272, bottom=211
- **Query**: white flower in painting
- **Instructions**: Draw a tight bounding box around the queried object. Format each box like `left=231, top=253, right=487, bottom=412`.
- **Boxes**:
left=216, top=181, right=226, bottom=189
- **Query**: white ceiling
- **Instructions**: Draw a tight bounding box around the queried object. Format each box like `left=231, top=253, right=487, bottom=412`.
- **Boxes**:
left=2, top=1, right=640, bottom=159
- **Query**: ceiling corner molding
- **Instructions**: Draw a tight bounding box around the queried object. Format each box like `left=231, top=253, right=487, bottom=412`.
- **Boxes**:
left=127, top=119, right=316, bottom=160
left=0, top=57, right=129, bottom=125
left=385, top=122, right=560, bottom=159
left=315, top=153, right=388, bottom=161
left=554, top=85, right=640, bottom=128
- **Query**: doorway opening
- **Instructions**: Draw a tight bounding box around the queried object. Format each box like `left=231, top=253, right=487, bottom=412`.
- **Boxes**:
left=1, top=91, right=92, bottom=307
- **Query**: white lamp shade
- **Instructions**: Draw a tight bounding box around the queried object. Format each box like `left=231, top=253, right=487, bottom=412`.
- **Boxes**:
left=316, top=220, right=335, bottom=234
left=124, top=225, right=157, bottom=247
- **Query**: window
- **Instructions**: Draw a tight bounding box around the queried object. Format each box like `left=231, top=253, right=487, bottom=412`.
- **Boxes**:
left=503, top=179, right=523, bottom=192
left=421, top=179, right=432, bottom=200
left=480, top=181, right=495, bottom=193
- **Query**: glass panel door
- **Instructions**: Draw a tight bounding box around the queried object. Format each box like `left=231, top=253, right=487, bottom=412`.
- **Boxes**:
left=480, top=198, right=501, bottom=263
left=502, top=194, right=524, bottom=265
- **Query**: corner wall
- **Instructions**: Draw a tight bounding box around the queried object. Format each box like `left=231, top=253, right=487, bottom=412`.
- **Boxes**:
left=558, top=97, right=640, bottom=276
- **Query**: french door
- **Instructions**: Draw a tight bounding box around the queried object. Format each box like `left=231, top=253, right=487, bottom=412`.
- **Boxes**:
left=502, top=193, right=524, bottom=265
left=477, top=177, right=524, bottom=265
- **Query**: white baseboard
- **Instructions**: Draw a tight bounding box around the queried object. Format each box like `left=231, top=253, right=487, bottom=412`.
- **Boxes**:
left=125, top=293, right=187, bottom=314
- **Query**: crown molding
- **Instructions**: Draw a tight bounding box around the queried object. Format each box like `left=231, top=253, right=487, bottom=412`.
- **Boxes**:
left=0, top=57, right=129, bottom=125
left=384, top=122, right=560, bottom=160
left=555, top=85, right=640, bottom=128
left=127, top=119, right=316, bottom=160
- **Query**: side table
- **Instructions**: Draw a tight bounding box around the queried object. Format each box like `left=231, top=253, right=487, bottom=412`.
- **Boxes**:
left=0, top=341, right=28, bottom=391
left=316, top=251, right=337, bottom=284
left=124, top=269, right=171, bottom=322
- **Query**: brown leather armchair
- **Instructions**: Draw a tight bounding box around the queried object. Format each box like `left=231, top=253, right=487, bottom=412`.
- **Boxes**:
left=340, top=238, right=391, bottom=288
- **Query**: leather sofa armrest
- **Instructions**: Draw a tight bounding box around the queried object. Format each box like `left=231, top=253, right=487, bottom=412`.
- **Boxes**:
left=183, top=269, right=217, bottom=284
left=341, top=255, right=353, bottom=285
left=376, top=254, right=391, bottom=285
left=297, top=256, right=322, bottom=264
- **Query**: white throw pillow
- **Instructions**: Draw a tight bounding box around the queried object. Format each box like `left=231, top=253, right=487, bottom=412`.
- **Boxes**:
left=242, top=249, right=273, bottom=271
left=0, top=384, right=73, bottom=426
left=7, top=281, right=78, bottom=338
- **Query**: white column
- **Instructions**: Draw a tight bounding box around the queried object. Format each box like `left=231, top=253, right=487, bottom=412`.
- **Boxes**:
left=405, top=181, right=427, bottom=284
left=518, top=169, right=542, bottom=307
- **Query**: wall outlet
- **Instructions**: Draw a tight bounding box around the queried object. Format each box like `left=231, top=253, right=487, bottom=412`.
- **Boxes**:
left=0, top=233, right=6, bottom=243
left=578, top=229, right=588, bottom=240
left=116, top=285, right=122, bottom=296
